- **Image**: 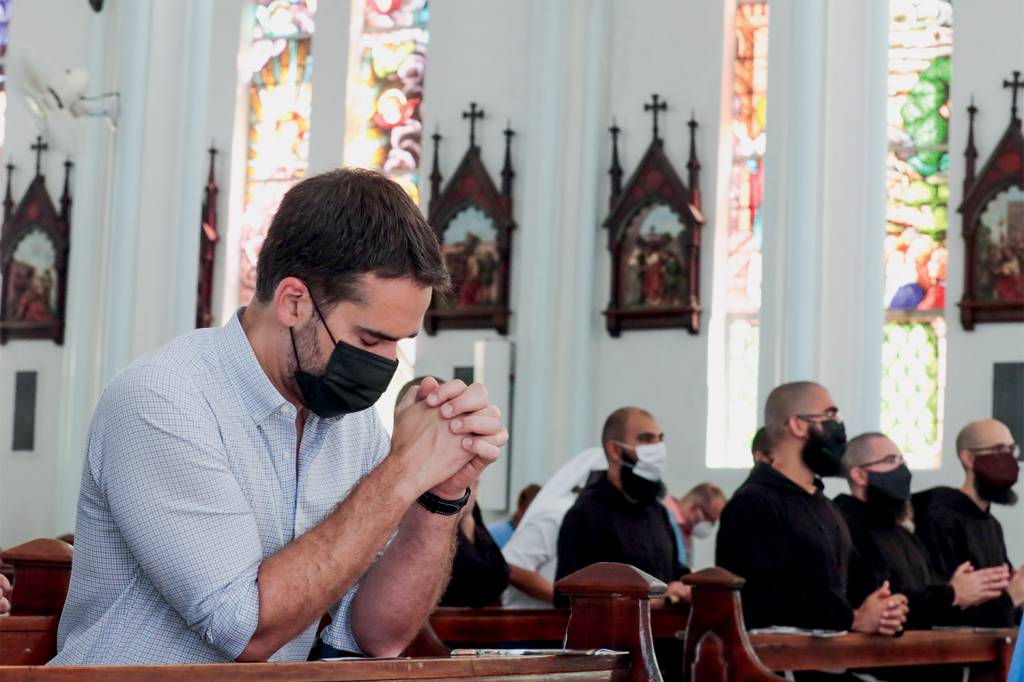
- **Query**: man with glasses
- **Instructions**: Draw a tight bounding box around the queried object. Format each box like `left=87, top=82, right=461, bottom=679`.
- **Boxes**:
left=914, top=419, right=1024, bottom=627
left=837, top=433, right=1009, bottom=634
left=717, top=382, right=909, bottom=663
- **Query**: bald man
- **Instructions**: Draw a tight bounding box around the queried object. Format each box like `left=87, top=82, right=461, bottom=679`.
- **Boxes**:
left=556, top=407, right=690, bottom=604
left=717, top=382, right=908, bottom=646
left=914, top=419, right=1024, bottom=627
left=838, top=432, right=1009, bottom=634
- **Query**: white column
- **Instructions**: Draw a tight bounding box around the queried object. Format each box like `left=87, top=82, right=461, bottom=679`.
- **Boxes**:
left=757, top=0, right=829, bottom=407
left=307, top=0, right=355, bottom=174
left=818, top=1, right=887, bottom=431
left=99, top=0, right=153, bottom=383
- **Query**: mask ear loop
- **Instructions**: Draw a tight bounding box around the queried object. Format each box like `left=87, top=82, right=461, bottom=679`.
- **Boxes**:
left=308, top=291, right=338, bottom=344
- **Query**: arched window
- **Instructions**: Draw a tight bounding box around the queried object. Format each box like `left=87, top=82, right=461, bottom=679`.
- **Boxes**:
left=712, top=0, right=768, bottom=467
left=237, top=0, right=316, bottom=305
left=882, top=0, right=952, bottom=468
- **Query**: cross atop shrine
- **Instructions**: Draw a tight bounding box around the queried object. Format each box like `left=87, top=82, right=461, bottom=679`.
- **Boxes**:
left=31, top=136, right=49, bottom=177
left=462, top=102, right=485, bottom=148
left=644, top=94, right=668, bottom=141
left=1004, top=70, right=1024, bottom=123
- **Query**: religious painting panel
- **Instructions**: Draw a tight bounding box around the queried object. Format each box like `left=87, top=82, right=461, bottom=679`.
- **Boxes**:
left=0, top=158, right=72, bottom=345
left=5, top=228, right=58, bottom=326
left=603, top=95, right=703, bottom=336
left=440, top=205, right=501, bottom=311
left=424, top=107, right=515, bottom=335
left=972, top=185, right=1024, bottom=305
left=617, top=203, right=689, bottom=311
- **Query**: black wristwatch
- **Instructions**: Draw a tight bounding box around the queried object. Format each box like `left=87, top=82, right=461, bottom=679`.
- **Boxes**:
left=416, top=487, right=471, bottom=515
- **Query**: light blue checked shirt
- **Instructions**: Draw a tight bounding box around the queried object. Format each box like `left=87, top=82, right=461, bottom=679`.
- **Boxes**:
left=52, top=310, right=389, bottom=665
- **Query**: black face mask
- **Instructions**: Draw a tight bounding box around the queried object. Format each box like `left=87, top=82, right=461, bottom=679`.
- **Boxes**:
left=619, top=459, right=664, bottom=507
left=864, top=465, right=913, bottom=527
left=867, top=464, right=912, bottom=502
left=800, top=420, right=847, bottom=478
left=291, top=299, right=399, bottom=419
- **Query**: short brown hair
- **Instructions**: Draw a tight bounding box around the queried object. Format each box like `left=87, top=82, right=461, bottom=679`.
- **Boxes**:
left=255, top=168, right=450, bottom=308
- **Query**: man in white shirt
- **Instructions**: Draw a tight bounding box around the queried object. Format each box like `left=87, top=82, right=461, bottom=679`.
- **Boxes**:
left=501, top=448, right=605, bottom=607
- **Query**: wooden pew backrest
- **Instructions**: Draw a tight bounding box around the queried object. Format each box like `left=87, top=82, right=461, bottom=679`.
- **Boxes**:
left=681, top=568, right=785, bottom=682
left=558, top=561, right=667, bottom=682
left=1, top=538, right=73, bottom=616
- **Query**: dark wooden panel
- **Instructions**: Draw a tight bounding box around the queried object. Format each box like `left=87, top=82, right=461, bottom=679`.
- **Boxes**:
left=750, top=630, right=1014, bottom=671
left=0, top=653, right=629, bottom=681
left=993, top=362, right=1024, bottom=452
left=12, top=371, right=37, bottom=451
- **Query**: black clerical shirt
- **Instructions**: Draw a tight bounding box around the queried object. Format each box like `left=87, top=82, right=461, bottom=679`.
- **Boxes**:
left=716, top=463, right=854, bottom=631
left=913, top=486, right=1017, bottom=627
left=835, top=493, right=955, bottom=630
left=440, top=504, right=510, bottom=607
left=555, top=474, right=686, bottom=588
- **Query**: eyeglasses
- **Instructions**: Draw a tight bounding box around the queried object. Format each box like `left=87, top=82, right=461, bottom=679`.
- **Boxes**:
left=795, top=408, right=842, bottom=425
left=968, top=443, right=1021, bottom=458
left=858, top=453, right=904, bottom=469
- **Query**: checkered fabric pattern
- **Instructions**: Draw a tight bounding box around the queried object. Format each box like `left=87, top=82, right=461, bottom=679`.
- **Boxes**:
left=51, top=311, right=389, bottom=665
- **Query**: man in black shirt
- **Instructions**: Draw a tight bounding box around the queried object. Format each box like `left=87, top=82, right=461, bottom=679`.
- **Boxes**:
left=556, top=407, right=689, bottom=604
left=440, top=489, right=510, bottom=607
left=838, top=432, right=1011, bottom=682
left=915, top=419, right=1024, bottom=627
left=839, top=432, right=1009, bottom=622
left=717, top=382, right=908, bottom=636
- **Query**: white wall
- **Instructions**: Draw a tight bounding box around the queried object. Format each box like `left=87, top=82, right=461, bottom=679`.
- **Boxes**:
left=1, top=0, right=253, bottom=547
left=0, top=0, right=96, bottom=547
left=921, top=0, right=1024, bottom=564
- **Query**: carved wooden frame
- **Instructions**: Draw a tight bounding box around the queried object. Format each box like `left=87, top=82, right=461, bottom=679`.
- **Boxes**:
left=603, top=95, right=704, bottom=337
left=196, top=146, right=219, bottom=329
left=0, top=151, right=72, bottom=345
left=958, top=77, right=1024, bottom=329
left=424, top=103, right=515, bottom=335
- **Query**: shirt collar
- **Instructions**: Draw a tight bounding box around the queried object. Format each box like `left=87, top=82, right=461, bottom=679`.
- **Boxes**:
left=219, top=308, right=292, bottom=424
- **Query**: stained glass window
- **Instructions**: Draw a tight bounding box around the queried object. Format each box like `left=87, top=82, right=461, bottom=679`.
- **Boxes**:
left=343, top=0, right=428, bottom=204
left=719, top=1, right=768, bottom=467
left=342, top=0, right=429, bottom=429
left=882, top=0, right=952, bottom=467
left=238, top=0, right=316, bottom=305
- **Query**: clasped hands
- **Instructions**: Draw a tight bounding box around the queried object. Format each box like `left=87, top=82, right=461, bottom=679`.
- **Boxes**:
left=392, top=377, right=509, bottom=501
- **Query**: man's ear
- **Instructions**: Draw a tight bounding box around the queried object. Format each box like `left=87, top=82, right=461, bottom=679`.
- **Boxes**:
left=786, top=415, right=808, bottom=440
left=274, top=277, right=311, bottom=329
left=849, top=466, right=869, bottom=488
left=958, top=449, right=974, bottom=472
left=604, top=440, right=621, bottom=464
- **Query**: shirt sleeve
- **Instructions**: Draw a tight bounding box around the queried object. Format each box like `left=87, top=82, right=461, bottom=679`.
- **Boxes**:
left=503, top=507, right=560, bottom=572
left=95, top=364, right=263, bottom=660
left=320, top=409, right=393, bottom=655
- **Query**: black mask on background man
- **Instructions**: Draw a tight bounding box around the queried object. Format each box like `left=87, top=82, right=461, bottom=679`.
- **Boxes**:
left=801, top=420, right=847, bottom=478
left=865, top=465, right=912, bottom=527
left=974, top=451, right=1020, bottom=506
left=291, top=296, right=399, bottom=419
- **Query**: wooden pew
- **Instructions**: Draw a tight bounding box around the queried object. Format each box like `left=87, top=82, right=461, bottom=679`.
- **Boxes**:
left=682, top=567, right=1017, bottom=682
left=425, top=605, right=688, bottom=647
left=0, top=538, right=74, bottom=666
left=0, top=560, right=668, bottom=680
